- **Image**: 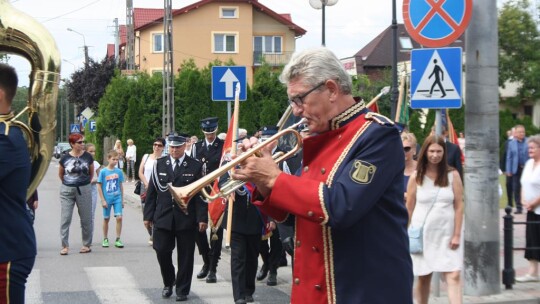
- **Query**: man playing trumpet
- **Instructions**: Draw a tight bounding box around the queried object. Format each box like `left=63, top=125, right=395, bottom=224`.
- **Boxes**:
left=232, top=47, right=413, bottom=303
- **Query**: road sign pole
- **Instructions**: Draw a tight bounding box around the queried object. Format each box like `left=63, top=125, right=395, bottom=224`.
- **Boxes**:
left=227, top=100, right=232, bottom=127
left=435, top=109, right=442, bottom=136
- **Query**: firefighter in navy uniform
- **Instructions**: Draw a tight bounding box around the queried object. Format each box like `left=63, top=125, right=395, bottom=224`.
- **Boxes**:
left=143, top=134, right=208, bottom=302
left=192, top=117, right=224, bottom=283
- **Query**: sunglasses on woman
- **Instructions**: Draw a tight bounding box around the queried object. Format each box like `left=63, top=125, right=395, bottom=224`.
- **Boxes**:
left=403, top=146, right=412, bottom=152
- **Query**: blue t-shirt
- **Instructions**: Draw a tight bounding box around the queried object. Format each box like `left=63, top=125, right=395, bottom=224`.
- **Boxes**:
left=98, top=167, right=124, bottom=202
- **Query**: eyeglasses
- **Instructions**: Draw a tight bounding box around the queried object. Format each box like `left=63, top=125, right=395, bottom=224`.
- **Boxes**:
left=404, top=146, right=412, bottom=152
left=153, top=143, right=164, bottom=147
left=288, top=81, right=326, bottom=107
left=75, top=141, right=86, bottom=144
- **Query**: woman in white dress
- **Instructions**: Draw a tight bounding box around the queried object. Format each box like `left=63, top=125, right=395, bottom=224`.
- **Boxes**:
left=517, top=135, right=540, bottom=282
left=406, top=135, right=464, bottom=304
left=138, top=137, right=165, bottom=245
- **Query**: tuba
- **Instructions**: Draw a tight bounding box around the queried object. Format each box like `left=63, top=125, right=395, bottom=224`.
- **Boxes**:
left=0, top=0, right=61, bottom=199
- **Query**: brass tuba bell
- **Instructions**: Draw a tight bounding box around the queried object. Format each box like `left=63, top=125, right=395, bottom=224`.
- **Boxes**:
left=0, top=0, right=61, bottom=199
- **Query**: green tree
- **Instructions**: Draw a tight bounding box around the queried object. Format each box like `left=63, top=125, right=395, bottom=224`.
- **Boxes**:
left=251, top=63, right=288, bottom=131
left=499, top=0, right=540, bottom=107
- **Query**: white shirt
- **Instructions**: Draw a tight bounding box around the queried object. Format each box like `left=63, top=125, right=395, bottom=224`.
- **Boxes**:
left=170, top=154, right=186, bottom=171
left=126, top=145, right=137, bottom=161
left=521, top=159, right=540, bottom=214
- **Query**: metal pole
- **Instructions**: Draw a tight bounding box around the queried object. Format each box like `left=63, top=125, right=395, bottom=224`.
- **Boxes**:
left=502, top=207, right=515, bottom=289
left=322, top=4, right=326, bottom=46
left=390, top=0, right=398, bottom=121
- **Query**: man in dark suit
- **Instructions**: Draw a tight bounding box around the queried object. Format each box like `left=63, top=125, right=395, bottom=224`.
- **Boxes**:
left=192, top=117, right=224, bottom=283
left=143, top=134, right=208, bottom=302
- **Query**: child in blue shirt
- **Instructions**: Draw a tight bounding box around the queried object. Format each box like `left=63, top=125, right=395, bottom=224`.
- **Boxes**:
left=97, top=150, right=125, bottom=248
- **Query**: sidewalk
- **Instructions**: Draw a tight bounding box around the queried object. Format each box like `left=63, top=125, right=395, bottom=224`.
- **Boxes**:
left=122, top=181, right=540, bottom=303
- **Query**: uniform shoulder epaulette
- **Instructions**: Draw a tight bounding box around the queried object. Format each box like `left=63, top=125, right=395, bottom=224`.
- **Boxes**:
left=365, top=112, right=394, bottom=126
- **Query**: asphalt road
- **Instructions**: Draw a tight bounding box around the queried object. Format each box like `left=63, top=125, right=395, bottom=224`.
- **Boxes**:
left=26, top=159, right=292, bottom=304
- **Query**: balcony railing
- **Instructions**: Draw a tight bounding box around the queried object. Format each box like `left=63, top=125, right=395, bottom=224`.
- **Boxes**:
left=253, top=51, right=294, bottom=66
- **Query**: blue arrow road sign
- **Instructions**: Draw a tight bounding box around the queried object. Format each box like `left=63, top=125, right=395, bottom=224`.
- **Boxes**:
left=410, top=47, right=462, bottom=109
left=212, top=66, right=247, bottom=101
left=70, top=124, right=81, bottom=134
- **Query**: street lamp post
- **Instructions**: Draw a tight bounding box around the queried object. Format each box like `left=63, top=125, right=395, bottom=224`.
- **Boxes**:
left=390, top=0, right=399, bottom=121
left=309, top=0, right=339, bottom=46
left=67, top=28, right=89, bottom=66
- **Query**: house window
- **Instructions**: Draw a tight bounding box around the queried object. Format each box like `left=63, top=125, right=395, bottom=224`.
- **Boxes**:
left=399, top=37, right=413, bottom=50
left=220, top=7, right=238, bottom=18
left=214, top=33, right=237, bottom=53
left=253, top=36, right=282, bottom=54
left=152, top=33, right=164, bottom=53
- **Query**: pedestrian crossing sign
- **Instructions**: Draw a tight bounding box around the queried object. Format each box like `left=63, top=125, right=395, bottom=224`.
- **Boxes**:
left=410, top=47, right=463, bottom=109
left=70, top=124, right=81, bottom=134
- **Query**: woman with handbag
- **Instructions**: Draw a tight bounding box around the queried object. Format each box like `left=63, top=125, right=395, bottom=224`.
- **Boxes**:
left=406, top=135, right=464, bottom=304
left=137, top=137, right=165, bottom=245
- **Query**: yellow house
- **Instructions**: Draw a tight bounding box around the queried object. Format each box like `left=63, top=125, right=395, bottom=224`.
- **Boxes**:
left=124, top=0, right=306, bottom=85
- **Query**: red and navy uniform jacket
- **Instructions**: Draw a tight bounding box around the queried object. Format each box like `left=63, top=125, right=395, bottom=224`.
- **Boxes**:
left=257, top=101, right=413, bottom=303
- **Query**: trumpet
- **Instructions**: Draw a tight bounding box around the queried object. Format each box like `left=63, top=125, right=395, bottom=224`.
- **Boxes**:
left=168, top=118, right=306, bottom=210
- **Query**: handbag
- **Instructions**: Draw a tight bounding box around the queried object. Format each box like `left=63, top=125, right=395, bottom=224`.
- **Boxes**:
left=133, top=154, right=149, bottom=195
left=134, top=180, right=142, bottom=195
left=408, top=188, right=440, bottom=254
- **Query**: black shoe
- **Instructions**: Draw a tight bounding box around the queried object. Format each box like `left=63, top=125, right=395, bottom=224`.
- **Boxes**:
left=176, top=294, right=187, bottom=302
left=245, top=295, right=254, bottom=303
left=235, top=299, right=247, bottom=304
left=197, top=264, right=209, bottom=279
left=256, top=264, right=268, bottom=281
left=206, top=271, right=217, bottom=283
left=267, top=272, right=277, bottom=286
left=162, top=286, right=173, bottom=298
left=515, top=209, right=523, bottom=214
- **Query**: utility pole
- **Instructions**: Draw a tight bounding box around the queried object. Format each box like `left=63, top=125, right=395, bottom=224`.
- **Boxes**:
left=162, top=0, right=174, bottom=136
left=126, top=0, right=135, bottom=70
left=463, top=0, right=500, bottom=296
left=390, top=0, right=398, bottom=121
left=114, top=18, right=120, bottom=66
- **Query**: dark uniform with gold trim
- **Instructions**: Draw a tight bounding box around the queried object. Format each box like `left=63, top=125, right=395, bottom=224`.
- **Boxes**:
left=143, top=135, right=207, bottom=300
left=192, top=117, right=224, bottom=282
left=256, top=101, right=413, bottom=303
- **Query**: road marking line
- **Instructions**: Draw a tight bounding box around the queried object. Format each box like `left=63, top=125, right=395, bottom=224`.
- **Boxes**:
left=85, top=266, right=151, bottom=303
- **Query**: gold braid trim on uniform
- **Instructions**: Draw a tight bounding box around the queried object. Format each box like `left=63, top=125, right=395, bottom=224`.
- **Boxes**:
left=0, top=112, right=15, bottom=136
left=275, top=213, right=290, bottom=224
left=318, top=183, right=329, bottom=225
left=327, top=121, right=372, bottom=187
left=330, top=101, right=366, bottom=131
left=323, top=225, right=336, bottom=304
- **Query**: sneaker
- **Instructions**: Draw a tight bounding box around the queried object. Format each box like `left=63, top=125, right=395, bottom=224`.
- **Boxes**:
left=115, top=238, right=124, bottom=248
left=102, top=238, right=109, bottom=248
left=516, top=274, right=539, bottom=282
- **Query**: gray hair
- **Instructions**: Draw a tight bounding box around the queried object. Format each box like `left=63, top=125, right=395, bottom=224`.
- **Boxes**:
left=528, top=134, right=540, bottom=147
left=279, top=47, right=352, bottom=95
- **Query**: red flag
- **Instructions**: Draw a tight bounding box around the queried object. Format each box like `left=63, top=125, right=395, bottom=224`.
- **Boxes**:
left=207, top=114, right=236, bottom=232
left=441, top=109, right=463, bottom=163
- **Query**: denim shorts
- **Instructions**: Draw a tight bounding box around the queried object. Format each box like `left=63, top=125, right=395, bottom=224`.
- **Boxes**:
left=102, top=196, right=123, bottom=218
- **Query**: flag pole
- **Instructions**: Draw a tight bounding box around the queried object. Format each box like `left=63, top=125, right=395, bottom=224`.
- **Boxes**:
left=225, top=83, right=241, bottom=248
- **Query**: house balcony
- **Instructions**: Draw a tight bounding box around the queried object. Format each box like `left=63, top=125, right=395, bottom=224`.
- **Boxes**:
left=253, top=51, right=294, bottom=66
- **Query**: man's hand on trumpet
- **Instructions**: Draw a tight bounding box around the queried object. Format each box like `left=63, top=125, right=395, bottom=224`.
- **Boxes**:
left=231, top=137, right=281, bottom=198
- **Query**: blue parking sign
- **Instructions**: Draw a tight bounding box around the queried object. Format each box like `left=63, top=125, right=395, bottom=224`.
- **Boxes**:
left=211, top=66, right=247, bottom=101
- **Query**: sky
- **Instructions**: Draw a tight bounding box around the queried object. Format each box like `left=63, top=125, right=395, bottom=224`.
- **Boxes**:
left=6, top=0, right=509, bottom=87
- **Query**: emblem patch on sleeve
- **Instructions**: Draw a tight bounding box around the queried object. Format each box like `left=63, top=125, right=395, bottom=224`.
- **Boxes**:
left=350, top=160, right=377, bottom=184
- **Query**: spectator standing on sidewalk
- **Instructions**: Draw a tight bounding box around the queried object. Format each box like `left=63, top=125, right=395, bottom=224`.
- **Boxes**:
left=406, top=135, right=464, bottom=304
left=97, top=150, right=125, bottom=249
left=507, top=125, right=529, bottom=214
left=114, top=139, right=125, bottom=171
left=501, top=129, right=515, bottom=209
left=138, top=137, right=165, bottom=245
left=125, top=139, right=137, bottom=182
left=86, top=143, right=101, bottom=237
left=517, top=135, right=540, bottom=282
